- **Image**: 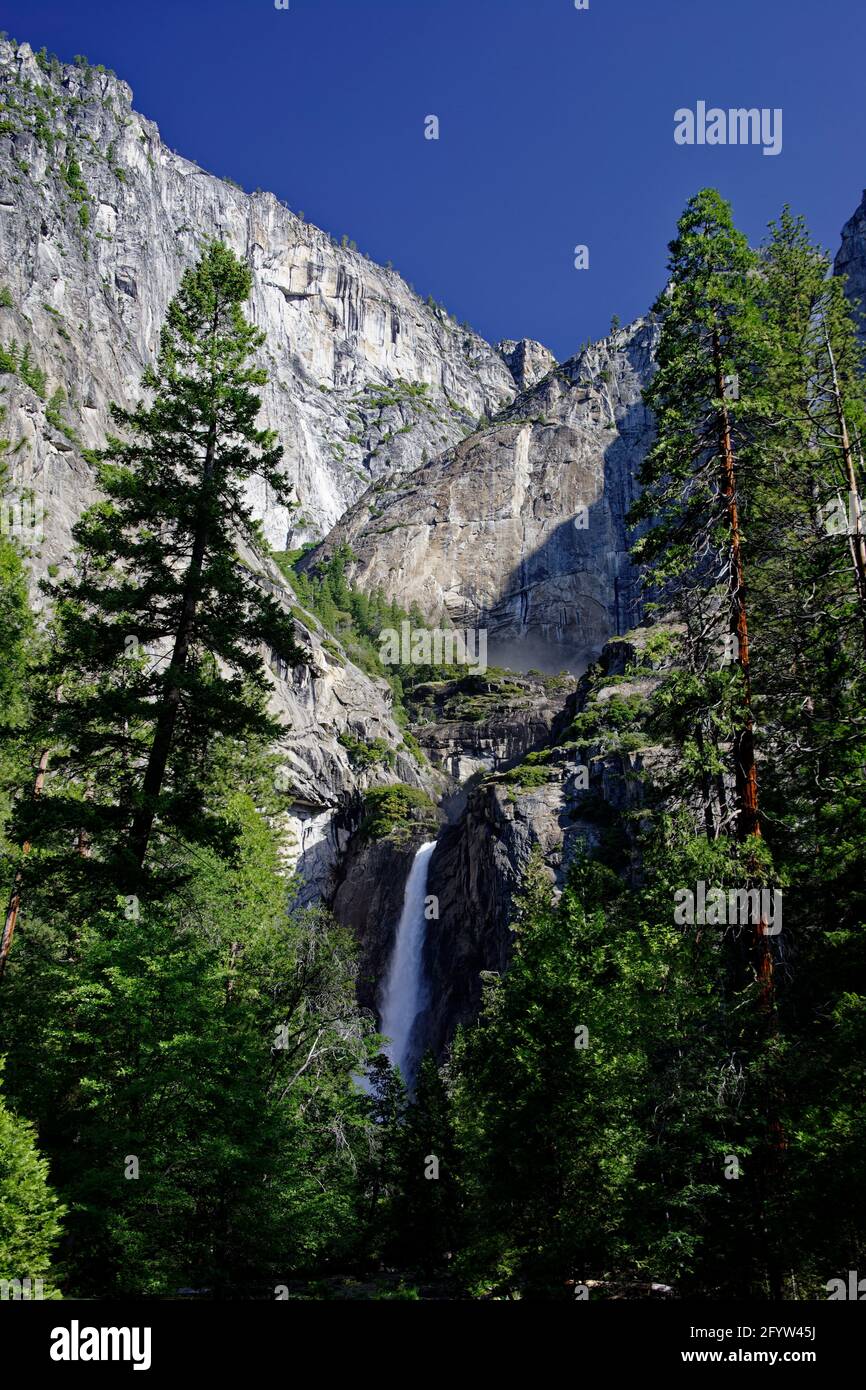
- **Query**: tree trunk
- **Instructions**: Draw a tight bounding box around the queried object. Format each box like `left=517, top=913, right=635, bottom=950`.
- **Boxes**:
left=823, top=323, right=866, bottom=648
left=712, top=332, right=761, bottom=845
left=713, top=332, right=783, bottom=1301
left=712, top=332, right=778, bottom=1018
left=0, top=747, right=50, bottom=983
left=128, top=420, right=217, bottom=872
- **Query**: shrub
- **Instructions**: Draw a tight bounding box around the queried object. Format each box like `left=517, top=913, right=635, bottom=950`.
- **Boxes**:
left=0, top=1065, right=65, bottom=1297
left=360, top=784, right=437, bottom=843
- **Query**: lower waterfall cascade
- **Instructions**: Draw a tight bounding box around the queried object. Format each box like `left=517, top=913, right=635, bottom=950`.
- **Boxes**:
left=379, top=840, right=438, bottom=1086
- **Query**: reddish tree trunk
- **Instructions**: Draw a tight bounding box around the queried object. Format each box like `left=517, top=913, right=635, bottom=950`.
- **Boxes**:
left=0, top=747, right=50, bottom=983
left=712, top=332, right=774, bottom=1014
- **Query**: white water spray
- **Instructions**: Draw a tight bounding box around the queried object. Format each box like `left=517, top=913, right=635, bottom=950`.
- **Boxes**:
left=379, top=840, right=437, bottom=1084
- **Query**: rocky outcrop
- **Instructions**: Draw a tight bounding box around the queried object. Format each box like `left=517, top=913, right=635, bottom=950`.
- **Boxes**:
left=416, top=627, right=675, bottom=1056
left=0, top=37, right=516, bottom=567
left=410, top=670, right=578, bottom=780
left=324, top=668, right=581, bottom=1027
left=496, top=337, right=557, bottom=390
left=835, top=189, right=866, bottom=342
left=237, top=543, right=446, bottom=903
left=307, top=319, right=658, bottom=668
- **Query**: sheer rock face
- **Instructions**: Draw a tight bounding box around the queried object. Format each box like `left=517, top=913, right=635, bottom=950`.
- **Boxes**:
left=0, top=39, right=515, bottom=563
left=496, top=337, right=558, bottom=390
left=418, top=703, right=565, bottom=782
left=308, top=319, right=658, bottom=668
left=835, top=189, right=866, bottom=342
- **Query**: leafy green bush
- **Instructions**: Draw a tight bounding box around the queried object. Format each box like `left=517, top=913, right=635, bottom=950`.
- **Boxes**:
left=360, top=783, right=437, bottom=843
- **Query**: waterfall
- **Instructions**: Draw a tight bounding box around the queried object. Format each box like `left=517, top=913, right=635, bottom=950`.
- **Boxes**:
left=379, top=840, right=437, bottom=1085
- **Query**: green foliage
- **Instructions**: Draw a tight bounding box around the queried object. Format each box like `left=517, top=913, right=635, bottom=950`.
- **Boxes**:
left=14, top=241, right=307, bottom=902
left=62, top=157, right=88, bottom=205
left=0, top=796, right=378, bottom=1296
left=443, top=836, right=789, bottom=1298
left=275, top=545, right=465, bottom=712
left=0, top=414, right=36, bottom=841
left=18, top=345, right=46, bottom=398
left=0, top=1063, right=65, bottom=1296
left=338, top=730, right=396, bottom=771
left=399, top=728, right=426, bottom=765
left=567, top=690, right=649, bottom=748
left=412, top=671, right=531, bottom=724
left=0, top=341, right=47, bottom=398
left=493, top=749, right=555, bottom=792
left=45, top=386, right=77, bottom=441
left=360, top=783, right=437, bottom=843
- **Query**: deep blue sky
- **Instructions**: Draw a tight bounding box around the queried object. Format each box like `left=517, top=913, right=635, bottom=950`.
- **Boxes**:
left=3, top=0, right=865, bottom=361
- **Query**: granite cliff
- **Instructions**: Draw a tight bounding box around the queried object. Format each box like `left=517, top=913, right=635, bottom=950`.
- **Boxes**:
left=0, top=36, right=517, bottom=563
left=306, top=318, right=658, bottom=669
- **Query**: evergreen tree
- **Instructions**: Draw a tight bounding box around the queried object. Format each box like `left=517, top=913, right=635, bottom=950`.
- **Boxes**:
left=630, top=190, right=779, bottom=1031
left=0, top=1062, right=65, bottom=1298
left=0, top=413, right=33, bottom=761
left=0, top=790, right=378, bottom=1296
left=13, top=241, right=304, bottom=911
left=751, top=208, right=866, bottom=1294
left=379, top=1054, right=461, bottom=1274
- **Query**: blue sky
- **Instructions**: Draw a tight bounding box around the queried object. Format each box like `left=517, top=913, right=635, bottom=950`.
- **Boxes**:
left=2, top=0, right=865, bottom=360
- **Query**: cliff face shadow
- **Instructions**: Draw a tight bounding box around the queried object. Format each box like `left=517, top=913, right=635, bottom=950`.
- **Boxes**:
left=486, top=393, right=652, bottom=672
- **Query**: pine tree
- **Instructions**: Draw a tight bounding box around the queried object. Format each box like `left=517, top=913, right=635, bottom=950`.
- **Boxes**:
left=629, top=191, right=796, bottom=1295
left=750, top=209, right=866, bottom=1295
left=380, top=1054, right=461, bottom=1274
left=630, top=190, right=779, bottom=1017
left=13, top=242, right=304, bottom=910
left=0, top=414, right=33, bottom=758
left=753, top=209, right=866, bottom=868
left=450, top=855, right=635, bottom=1297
